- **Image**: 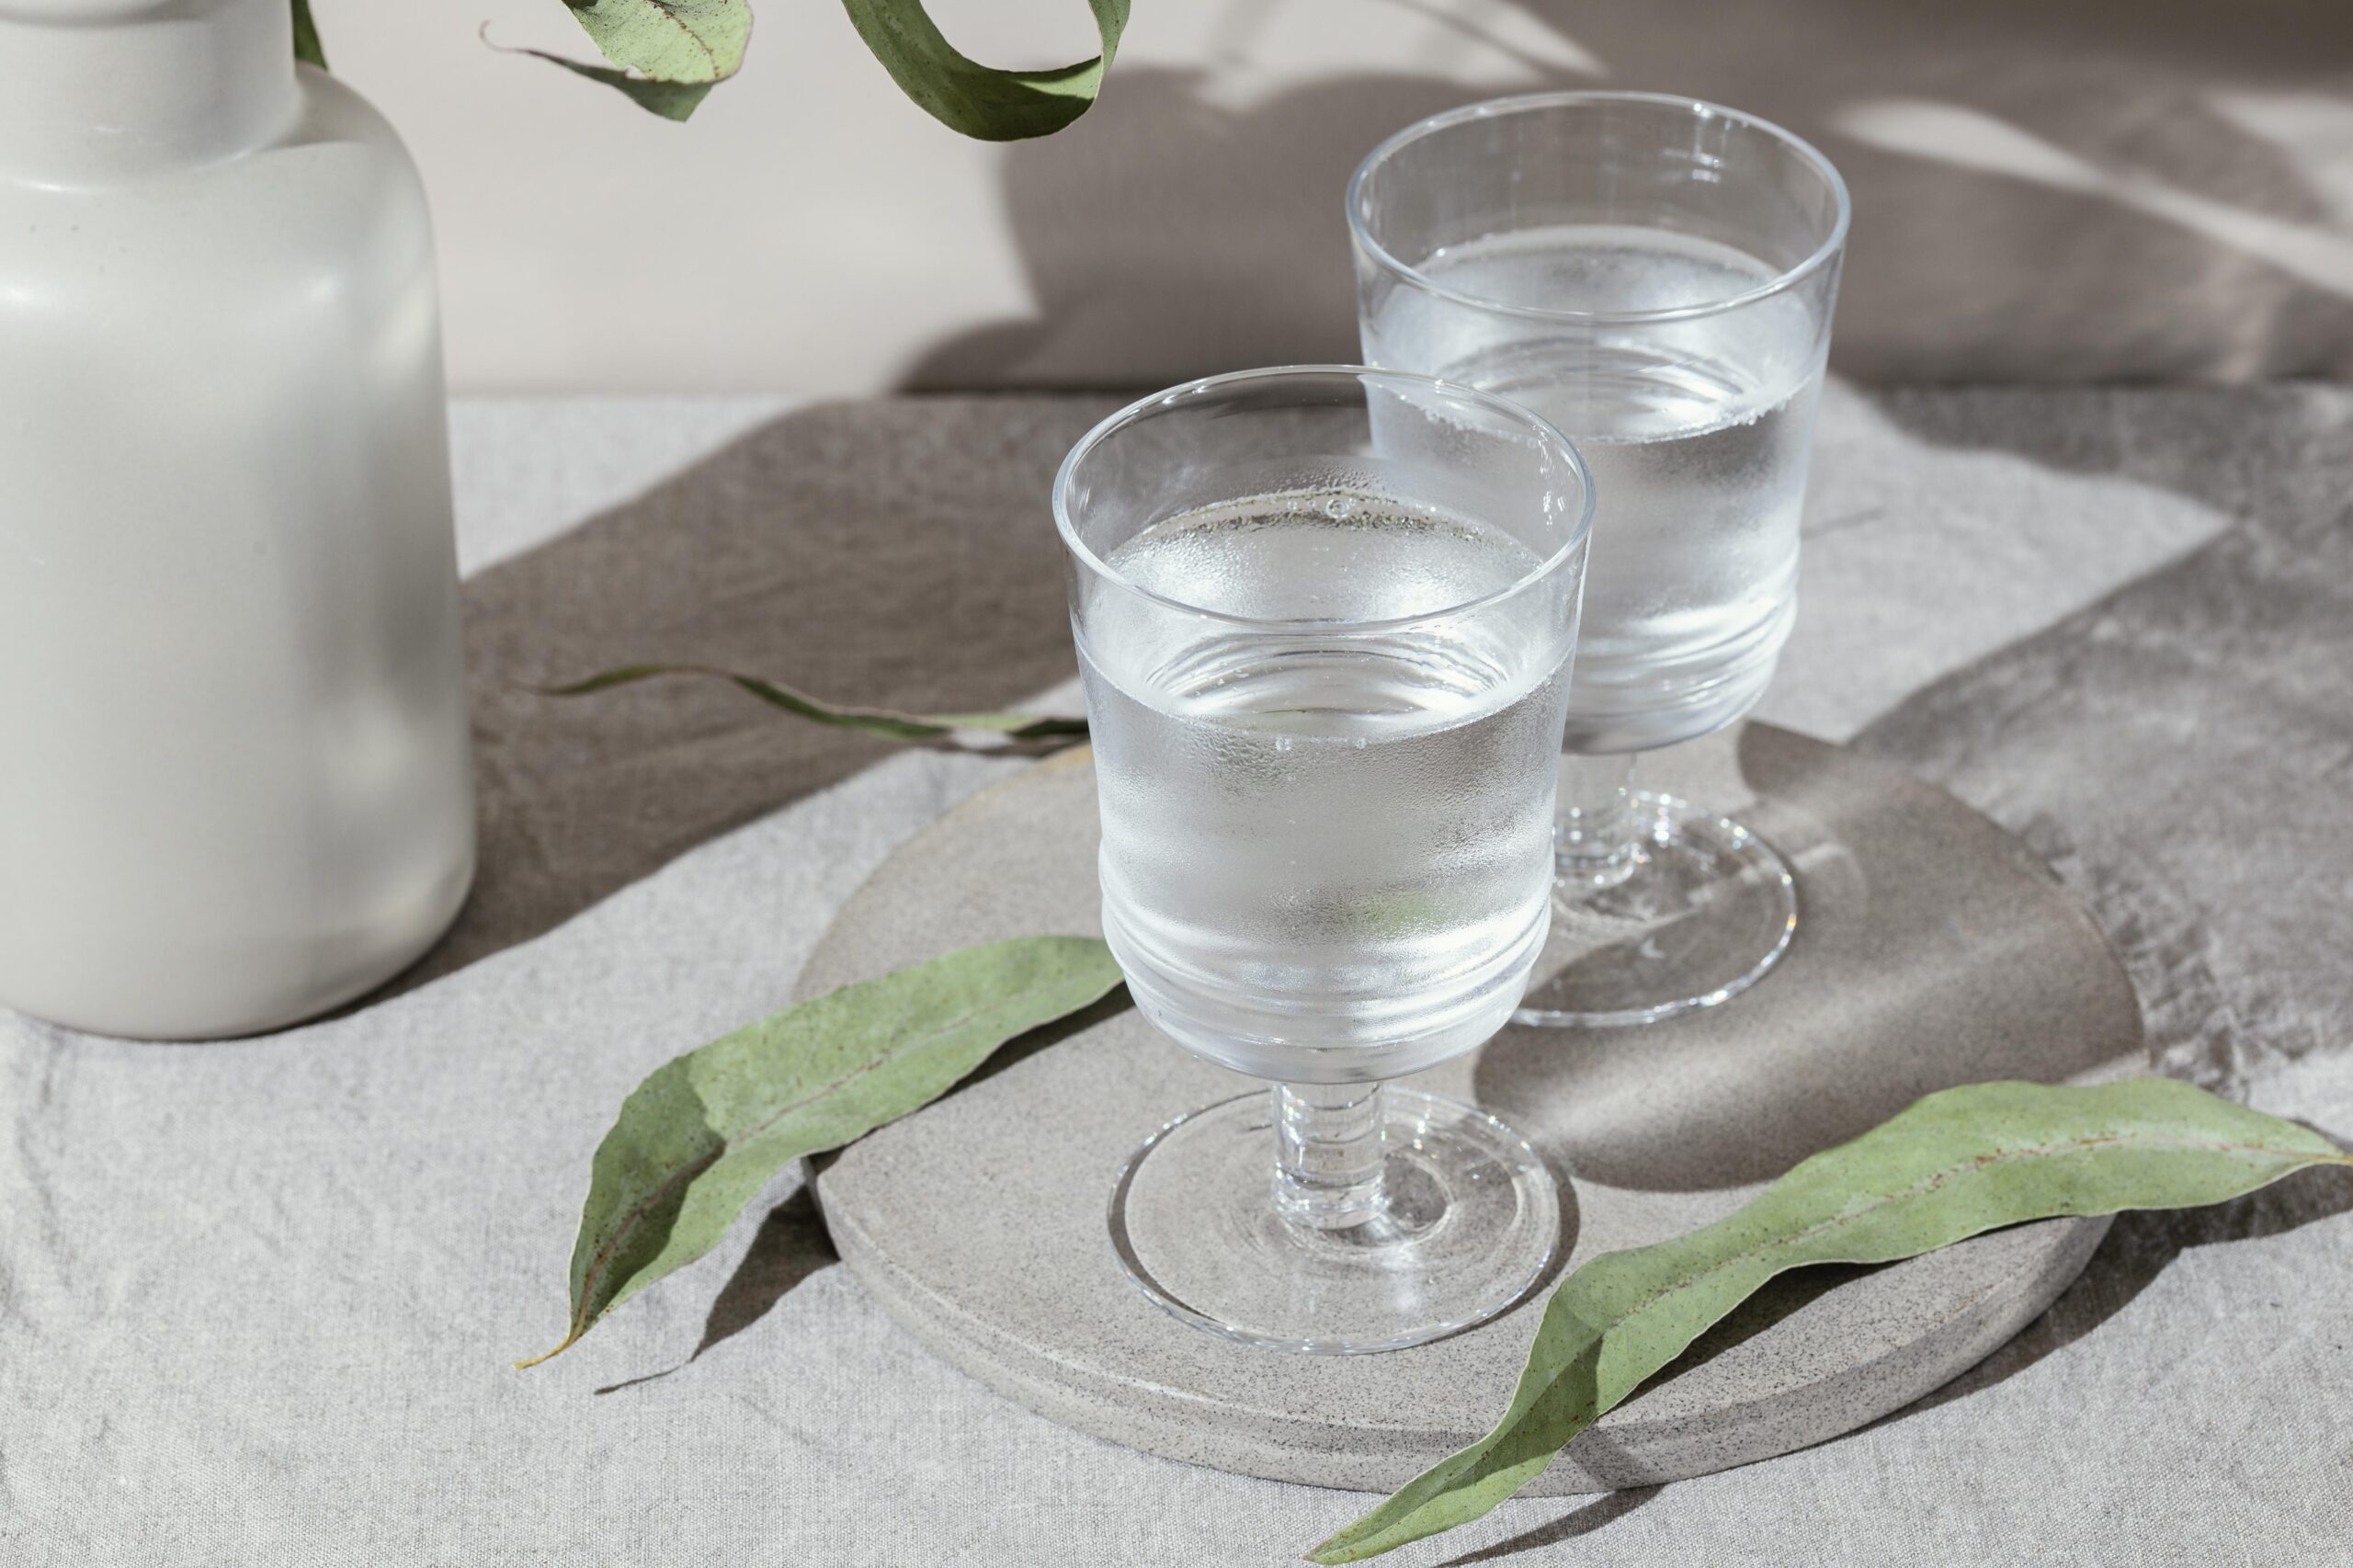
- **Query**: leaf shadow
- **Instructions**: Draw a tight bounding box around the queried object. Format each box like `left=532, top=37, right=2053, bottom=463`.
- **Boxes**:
left=693, top=1186, right=841, bottom=1356
left=906, top=5, right=2353, bottom=391
left=955, top=986, right=1134, bottom=1093
left=1429, top=1483, right=1663, bottom=1567
left=1422, top=1128, right=2352, bottom=1562
left=1632, top=1263, right=1880, bottom=1397
left=594, top=1185, right=839, bottom=1395
left=1435, top=1262, right=1869, bottom=1553
left=1868, top=1123, right=2353, bottom=1426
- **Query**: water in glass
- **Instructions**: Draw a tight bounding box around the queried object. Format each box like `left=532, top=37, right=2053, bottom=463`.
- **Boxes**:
left=1367, top=222, right=1825, bottom=752
left=1077, top=494, right=1575, bottom=1084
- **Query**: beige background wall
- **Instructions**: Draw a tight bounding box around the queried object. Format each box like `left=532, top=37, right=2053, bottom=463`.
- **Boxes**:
left=322, top=0, right=2353, bottom=394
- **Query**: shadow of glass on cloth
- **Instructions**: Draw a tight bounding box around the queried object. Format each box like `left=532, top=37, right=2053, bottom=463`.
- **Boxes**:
left=367, top=396, right=1117, bottom=1003
left=1810, top=387, right=2353, bottom=1439
left=904, top=1, right=2353, bottom=392
left=1472, top=725, right=2143, bottom=1193
left=1853, top=385, right=2353, bottom=1091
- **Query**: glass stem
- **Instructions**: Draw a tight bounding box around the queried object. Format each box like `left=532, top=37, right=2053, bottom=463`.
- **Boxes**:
left=1271, top=1081, right=1386, bottom=1231
left=1556, top=751, right=1643, bottom=893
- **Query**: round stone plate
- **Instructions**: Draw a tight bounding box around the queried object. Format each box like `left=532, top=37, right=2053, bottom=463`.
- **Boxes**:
left=796, top=722, right=2140, bottom=1494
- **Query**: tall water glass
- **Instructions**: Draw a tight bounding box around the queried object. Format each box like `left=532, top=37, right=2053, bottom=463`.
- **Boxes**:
left=1057, top=367, right=1593, bottom=1352
left=1350, top=92, right=1849, bottom=1027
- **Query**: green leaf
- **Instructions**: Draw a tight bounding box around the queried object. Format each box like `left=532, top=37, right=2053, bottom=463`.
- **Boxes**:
left=290, top=0, right=326, bottom=69
left=540, top=662, right=1089, bottom=744
left=509, top=53, right=722, bottom=122
left=1309, top=1078, right=2352, bottom=1563
left=563, top=0, right=749, bottom=81
left=842, top=0, right=1129, bottom=141
left=519, top=937, right=1124, bottom=1368
left=510, top=0, right=752, bottom=122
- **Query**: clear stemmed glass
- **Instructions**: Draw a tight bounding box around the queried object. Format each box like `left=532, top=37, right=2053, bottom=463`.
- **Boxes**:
left=1349, top=91, right=1850, bottom=1028
left=1056, top=367, right=1594, bottom=1353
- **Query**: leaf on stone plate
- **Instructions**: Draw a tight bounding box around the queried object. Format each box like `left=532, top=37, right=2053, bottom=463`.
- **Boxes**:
left=842, top=0, right=1129, bottom=141
left=1308, top=1077, right=2353, bottom=1563
left=518, top=936, right=1125, bottom=1368
left=506, top=0, right=752, bottom=122
left=290, top=0, right=326, bottom=69
left=541, top=662, right=1089, bottom=744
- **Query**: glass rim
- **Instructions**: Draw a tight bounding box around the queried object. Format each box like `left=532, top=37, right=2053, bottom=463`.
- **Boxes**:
left=1346, top=89, right=1854, bottom=328
left=1051, top=364, right=1596, bottom=637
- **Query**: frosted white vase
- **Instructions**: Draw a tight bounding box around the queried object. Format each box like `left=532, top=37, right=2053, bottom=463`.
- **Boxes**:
left=0, top=0, right=476, bottom=1038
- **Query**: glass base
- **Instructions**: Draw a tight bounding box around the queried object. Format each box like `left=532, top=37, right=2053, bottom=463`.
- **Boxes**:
left=1107, top=1089, right=1559, bottom=1354
left=1516, top=790, right=1797, bottom=1028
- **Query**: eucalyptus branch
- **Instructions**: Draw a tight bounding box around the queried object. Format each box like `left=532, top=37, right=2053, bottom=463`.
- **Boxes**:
left=290, top=1, right=1129, bottom=136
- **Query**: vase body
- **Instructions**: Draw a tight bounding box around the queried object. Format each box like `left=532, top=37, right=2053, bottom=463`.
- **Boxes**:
left=0, top=0, right=476, bottom=1038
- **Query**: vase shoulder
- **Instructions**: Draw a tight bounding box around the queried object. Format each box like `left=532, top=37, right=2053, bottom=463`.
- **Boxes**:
left=2, top=66, right=434, bottom=312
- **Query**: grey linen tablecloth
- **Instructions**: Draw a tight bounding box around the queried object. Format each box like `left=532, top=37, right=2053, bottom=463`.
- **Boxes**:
left=4, top=386, right=2347, bottom=1566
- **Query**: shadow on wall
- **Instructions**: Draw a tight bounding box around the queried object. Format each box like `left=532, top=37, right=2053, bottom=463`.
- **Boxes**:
left=908, top=0, right=2353, bottom=390
left=905, top=68, right=1472, bottom=388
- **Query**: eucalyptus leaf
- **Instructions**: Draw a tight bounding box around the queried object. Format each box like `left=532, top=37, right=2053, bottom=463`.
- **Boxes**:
left=544, top=662, right=1089, bottom=744
left=508, top=52, right=723, bottom=121
left=513, top=0, right=751, bottom=121
left=517, top=936, right=1124, bottom=1368
left=842, top=0, right=1128, bottom=141
left=1309, top=1078, right=2352, bottom=1563
left=290, top=0, right=325, bottom=69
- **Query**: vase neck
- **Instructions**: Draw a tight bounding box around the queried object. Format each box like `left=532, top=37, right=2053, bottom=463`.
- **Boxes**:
left=0, top=0, right=301, bottom=186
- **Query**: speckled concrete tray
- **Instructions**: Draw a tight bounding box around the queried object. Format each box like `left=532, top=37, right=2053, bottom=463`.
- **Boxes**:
left=796, top=722, right=2141, bottom=1494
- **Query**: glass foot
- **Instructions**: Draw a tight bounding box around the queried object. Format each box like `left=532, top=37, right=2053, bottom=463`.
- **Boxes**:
left=1516, top=790, right=1797, bottom=1028
left=1108, top=1089, right=1559, bottom=1354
